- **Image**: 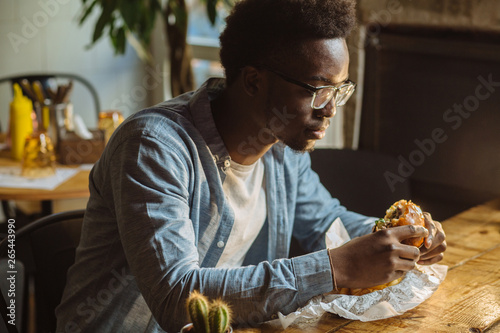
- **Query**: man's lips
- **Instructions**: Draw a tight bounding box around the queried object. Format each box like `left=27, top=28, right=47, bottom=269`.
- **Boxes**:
left=306, top=124, right=329, bottom=140
left=308, top=126, right=329, bottom=132
left=307, top=119, right=330, bottom=132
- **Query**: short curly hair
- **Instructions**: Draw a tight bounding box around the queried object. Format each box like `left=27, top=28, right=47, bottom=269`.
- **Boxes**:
left=219, top=0, right=356, bottom=84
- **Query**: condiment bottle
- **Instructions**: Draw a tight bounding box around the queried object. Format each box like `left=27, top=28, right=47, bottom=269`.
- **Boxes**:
left=9, top=83, right=33, bottom=160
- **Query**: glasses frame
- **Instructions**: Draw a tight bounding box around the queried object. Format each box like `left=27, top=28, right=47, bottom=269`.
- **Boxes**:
left=262, top=66, right=356, bottom=109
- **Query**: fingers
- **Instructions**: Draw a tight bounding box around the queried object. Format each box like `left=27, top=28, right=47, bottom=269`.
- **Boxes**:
left=419, top=240, right=447, bottom=263
left=418, top=252, right=445, bottom=265
left=423, top=212, right=436, bottom=249
left=383, top=242, right=421, bottom=272
left=398, top=243, right=421, bottom=261
left=397, top=259, right=418, bottom=272
left=389, top=224, right=429, bottom=243
left=373, top=226, right=425, bottom=272
left=418, top=221, right=446, bottom=265
left=420, top=221, right=446, bottom=255
left=330, top=233, right=422, bottom=288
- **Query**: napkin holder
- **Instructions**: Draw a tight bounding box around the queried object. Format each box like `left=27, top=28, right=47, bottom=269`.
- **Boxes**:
left=57, top=129, right=105, bottom=165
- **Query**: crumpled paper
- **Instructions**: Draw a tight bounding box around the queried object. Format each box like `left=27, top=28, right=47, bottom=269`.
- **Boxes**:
left=278, top=218, right=448, bottom=328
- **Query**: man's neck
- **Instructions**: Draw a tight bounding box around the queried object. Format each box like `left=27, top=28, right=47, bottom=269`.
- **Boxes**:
left=211, top=83, right=277, bottom=165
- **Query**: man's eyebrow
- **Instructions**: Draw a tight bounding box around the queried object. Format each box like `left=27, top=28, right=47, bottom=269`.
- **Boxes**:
left=311, top=75, right=349, bottom=86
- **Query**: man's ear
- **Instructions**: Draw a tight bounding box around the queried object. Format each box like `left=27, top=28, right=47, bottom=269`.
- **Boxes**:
left=241, top=66, right=264, bottom=97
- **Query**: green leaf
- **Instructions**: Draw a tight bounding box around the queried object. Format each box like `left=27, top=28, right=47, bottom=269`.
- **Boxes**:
left=206, top=0, right=218, bottom=25
left=139, top=0, right=158, bottom=46
left=109, top=20, right=125, bottom=55
left=92, top=3, right=114, bottom=44
left=92, top=14, right=107, bottom=43
left=119, top=0, right=140, bottom=31
left=116, top=26, right=126, bottom=54
left=79, top=0, right=98, bottom=25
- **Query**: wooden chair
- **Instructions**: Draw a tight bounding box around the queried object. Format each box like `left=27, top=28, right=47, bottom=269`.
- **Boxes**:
left=0, top=209, right=85, bottom=333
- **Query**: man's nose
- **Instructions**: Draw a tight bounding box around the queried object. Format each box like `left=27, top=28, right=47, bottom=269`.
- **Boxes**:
left=314, top=99, right=337, bottom=118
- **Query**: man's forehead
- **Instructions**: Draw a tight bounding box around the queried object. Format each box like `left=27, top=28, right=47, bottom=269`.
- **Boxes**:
left=288, top=38, right=349, bottom=83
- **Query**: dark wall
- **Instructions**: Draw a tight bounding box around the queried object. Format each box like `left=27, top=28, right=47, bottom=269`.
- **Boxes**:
left=309, top=149, right=410, bottom=218
left=359, top=26, right=500, bottom=221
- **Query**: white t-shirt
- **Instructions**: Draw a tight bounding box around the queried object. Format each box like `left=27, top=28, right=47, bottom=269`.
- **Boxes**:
left=216, top=159, right=267, bottom=268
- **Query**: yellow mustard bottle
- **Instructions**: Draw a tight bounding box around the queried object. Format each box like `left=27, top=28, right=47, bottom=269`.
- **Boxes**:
left=10, top=83, right=33, bottom=160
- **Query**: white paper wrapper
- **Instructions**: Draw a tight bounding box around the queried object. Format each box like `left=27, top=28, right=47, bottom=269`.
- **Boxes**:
left=277, top=218, right=448, bottom=328
left=324, top=217, right=351, bottom=248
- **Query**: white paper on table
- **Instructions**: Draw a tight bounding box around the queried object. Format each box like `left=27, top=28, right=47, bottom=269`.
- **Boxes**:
left=78, top=164, right=95, bottom=171
left=0, top=166, right=78, bottom=190
left=277, top=219, right=448, bottom=328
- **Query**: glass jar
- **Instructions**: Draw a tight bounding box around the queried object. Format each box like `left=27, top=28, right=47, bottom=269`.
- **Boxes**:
left=21, top=130, right=56, bottom=178
left=98, top=110, right=124, bottom=144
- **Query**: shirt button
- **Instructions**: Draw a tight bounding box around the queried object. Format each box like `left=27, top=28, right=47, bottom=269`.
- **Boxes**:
left=217, top=241, right=225, bottom=248
left=224, top=159, right=231, bottom=168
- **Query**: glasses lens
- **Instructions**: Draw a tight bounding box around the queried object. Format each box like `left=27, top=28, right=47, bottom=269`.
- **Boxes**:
left=312, top=82, right=356, bottom=109
left=312, top=88, right=335, bottom=109
left=335, top=84, right=355, bottom=106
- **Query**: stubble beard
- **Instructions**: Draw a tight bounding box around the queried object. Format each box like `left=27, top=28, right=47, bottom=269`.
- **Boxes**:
left=264, top=102, right=315, bottom=154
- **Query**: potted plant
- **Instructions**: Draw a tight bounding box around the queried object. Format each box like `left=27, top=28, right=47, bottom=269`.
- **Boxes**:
left=78, top=0, right=234, bottom=97
left=181, top=290, right=233, bottom=333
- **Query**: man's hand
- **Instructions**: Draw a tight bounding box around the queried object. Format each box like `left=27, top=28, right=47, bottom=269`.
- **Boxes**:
left=418, top=212, right=447, bottom=265
left=328, top=225, right=428, bottom=289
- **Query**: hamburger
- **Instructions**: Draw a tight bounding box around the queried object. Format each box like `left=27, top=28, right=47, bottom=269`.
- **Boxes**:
left=374, top=199, right=426, bottom=248
left=337, top=200, right=426, bottom=296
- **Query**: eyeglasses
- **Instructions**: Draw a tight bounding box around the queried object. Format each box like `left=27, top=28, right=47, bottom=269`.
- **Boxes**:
left=263, top=67, right=356, bottom=109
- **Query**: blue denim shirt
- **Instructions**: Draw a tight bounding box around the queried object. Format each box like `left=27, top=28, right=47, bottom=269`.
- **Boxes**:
left=56, top=78, right=373, bottom=333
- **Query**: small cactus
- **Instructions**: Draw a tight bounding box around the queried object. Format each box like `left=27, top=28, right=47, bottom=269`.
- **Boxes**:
left=209, top=300, right=231, bottom=333
left=187, top=291, right=210, bottom=333
left=185, top=291, right=232, bottom=333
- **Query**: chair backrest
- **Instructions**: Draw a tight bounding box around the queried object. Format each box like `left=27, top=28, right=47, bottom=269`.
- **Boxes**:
left=0, top=73, right=101, bottom=119
left=0, top=209, right=85, bottom=333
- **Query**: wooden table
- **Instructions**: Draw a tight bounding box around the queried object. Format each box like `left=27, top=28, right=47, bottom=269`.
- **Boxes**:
left=236, top=198, right=500, bottom=333
left=0, top=156, right=90, bottom=215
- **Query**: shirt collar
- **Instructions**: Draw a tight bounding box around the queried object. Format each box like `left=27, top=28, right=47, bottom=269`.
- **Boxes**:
left=187, top=78, right=287, bottom=173
left=188, top=78, right=231, bottom=167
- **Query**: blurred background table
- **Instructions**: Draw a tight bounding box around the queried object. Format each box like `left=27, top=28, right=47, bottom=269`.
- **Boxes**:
left=0, top=154, right=90, bottom=218
left=235, top=198, right=500, bottom=333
